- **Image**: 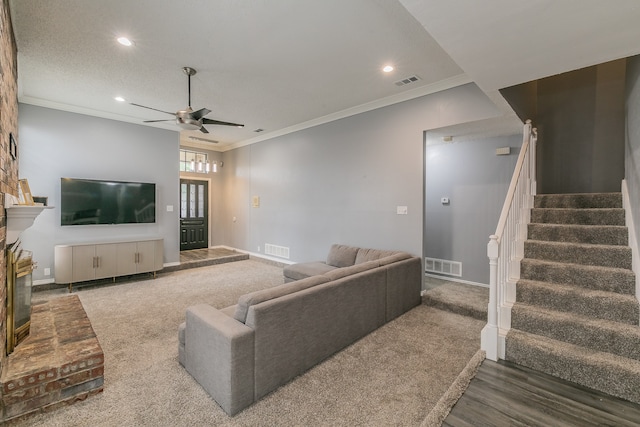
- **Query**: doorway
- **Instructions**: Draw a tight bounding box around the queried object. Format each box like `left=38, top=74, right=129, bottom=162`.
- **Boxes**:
left=180, top=179, right=209, bottom=251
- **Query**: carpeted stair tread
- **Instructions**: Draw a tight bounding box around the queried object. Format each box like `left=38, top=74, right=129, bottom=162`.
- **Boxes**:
left=524, top=240, right=632, bottom=269
left=530, top=208, right=625, bottom=226
left=516, top=279, right=639, bottom=325
left=520, top=259, right=635, bottom=294
left=534, top=193, right=622, bottom=209
left=422, top=283, right=488, bottom=321
left=511, top=303, right=640, bottom=361
left=505, top=329, right=640, bottom=404
left=527, top=223, right=628, bottom=245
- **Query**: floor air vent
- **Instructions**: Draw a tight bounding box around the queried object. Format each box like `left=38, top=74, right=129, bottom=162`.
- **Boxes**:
left=395, top=75, right=421, bottom=87
left=425, top=257, right=462, bottom=277
left=265, top=244, right=290, bottom=259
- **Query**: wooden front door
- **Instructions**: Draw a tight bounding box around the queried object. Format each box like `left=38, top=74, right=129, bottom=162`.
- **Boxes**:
left=180, top=179, right=208, bottom=251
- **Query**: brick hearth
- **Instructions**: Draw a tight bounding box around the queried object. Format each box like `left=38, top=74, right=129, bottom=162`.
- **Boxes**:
left=0, top=295, right=104, bottom=421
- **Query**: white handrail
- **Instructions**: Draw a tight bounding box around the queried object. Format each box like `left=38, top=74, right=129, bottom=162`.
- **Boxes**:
left=481, top=120, right=537, bottom=361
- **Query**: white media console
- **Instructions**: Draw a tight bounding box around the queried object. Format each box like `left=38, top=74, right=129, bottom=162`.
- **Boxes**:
left=54, top=237, right=164, bottom=292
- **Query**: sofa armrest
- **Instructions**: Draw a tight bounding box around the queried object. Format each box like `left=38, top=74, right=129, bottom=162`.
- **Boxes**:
left=384, top=257, right=422, bottom=321
left=183, top=304, right=255, bottom=415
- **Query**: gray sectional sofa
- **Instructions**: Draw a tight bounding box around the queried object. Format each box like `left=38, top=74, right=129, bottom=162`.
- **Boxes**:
left=178, top=244, right=422, bottom=415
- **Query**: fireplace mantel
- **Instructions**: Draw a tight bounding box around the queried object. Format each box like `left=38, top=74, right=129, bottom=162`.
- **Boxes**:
left=4, top=193, right=53, bottom=244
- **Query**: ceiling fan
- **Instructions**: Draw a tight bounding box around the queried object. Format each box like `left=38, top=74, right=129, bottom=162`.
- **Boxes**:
left=131, top=67, right=244, bottom=134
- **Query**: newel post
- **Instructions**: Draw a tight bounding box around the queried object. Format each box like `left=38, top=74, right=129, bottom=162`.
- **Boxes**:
left=481, top=235, right=500, bottom=361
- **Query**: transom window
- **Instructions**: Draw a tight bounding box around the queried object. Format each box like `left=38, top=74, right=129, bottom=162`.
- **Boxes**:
left=180, top=149, right=209, bottom=174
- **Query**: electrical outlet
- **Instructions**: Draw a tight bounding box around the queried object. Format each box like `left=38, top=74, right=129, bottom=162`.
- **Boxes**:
left=258, top=246, right=261, bottom=252
left=44, top=267, right=51, bottom=276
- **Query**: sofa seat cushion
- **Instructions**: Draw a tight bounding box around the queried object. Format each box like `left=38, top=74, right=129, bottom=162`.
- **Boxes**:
left=322, top=260, right=380, bottom=281
left=326, top=244, right=359, bottom=267
left=283, top=262, right=337, bottom=281
left=234, top=275, right=330, bottom=323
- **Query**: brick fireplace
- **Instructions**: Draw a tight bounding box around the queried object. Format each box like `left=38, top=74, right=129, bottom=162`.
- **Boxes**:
left=0, top=1, right=105, bottom=421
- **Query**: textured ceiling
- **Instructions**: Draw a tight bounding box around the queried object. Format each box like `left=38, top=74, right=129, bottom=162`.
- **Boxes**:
left=10, top=1, right=640, bottom=151
left=10, top=0, right=465, bottom=150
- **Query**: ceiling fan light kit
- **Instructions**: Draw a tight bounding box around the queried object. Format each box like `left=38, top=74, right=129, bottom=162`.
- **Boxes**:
left=131, top=67, right=243, bottom=134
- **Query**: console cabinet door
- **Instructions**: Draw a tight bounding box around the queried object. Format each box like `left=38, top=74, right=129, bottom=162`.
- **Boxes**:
left=116, top=242, right=138, bottom=276
left=54, top=246, right=73, bottom=283
left=94, top=243, right=117, bottom=280
left=135, top=240, right=156, bottom=273
left=71, top=245, right=98, bottom=283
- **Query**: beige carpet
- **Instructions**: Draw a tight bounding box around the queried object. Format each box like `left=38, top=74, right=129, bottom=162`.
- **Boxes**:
left=13, top=260, right=484, bottom=426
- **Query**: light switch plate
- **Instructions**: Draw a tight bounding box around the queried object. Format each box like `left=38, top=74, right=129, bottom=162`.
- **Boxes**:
left=396, top=206, right=408, bottom=215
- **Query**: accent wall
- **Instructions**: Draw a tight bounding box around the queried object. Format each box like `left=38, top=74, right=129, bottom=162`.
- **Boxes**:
left=17, top=104, right=180, bottom=282
left=424, top=134, right=520, bottom=284
left=219, top=83, right=503, bottom=264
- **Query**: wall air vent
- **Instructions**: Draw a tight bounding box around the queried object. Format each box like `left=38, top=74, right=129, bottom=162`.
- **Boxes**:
left=188, top=136, right=219, bottom=144
left=425, top=257, right=462, bottom=277
left=265, top=244, right=290, bottom=259
left=394, top=75, right=421, bottom=87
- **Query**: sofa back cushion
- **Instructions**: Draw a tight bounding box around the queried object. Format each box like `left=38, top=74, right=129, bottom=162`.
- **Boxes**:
left=377, top=252, right=411, bottom=266
left=326, top=244, right=359, bottom=267
left=322, top=260, right=379, bottom=281
left=354, top=248, right=397, bottom=264
left=233, top=275, right=330, bottom=323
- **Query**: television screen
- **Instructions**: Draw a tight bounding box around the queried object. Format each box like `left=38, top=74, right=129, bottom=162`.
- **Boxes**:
left=61, top=178, right=156, bottom=226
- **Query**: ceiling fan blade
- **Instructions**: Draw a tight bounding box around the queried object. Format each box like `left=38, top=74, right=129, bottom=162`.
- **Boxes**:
left=143, top=119, right=174, bottom=123
left=130, top=103, right=176, bottom=116
left=199, top=126, right=210, bottom=134
left=202, top=118, right=244, bottom=127
left=190, top=108, right=211, bottom=120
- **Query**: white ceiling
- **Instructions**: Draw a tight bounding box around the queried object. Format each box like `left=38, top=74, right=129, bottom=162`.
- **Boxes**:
left=10, top=1, right=640, bottom=151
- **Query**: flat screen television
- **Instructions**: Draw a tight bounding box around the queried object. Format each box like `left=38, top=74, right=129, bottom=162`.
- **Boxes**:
left=61, top=178, right=156, bottom=226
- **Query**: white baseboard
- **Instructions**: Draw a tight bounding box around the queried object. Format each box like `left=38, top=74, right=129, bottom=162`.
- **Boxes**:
left=33, top=278, right=55, bottom=286
left=424, top=272, right=489, bottom=288
left=211, top=245, right=295, bottom=265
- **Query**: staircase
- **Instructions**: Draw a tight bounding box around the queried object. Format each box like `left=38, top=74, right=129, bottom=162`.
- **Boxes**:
left=505, top=192, right=640, bottom=404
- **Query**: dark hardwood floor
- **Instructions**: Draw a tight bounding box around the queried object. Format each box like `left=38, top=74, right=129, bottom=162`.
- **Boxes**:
left=160, top=247, right=249, bottom=273
left=444, top=359, right=640, bottom=427
left=179, top=247, right=241, bottom=263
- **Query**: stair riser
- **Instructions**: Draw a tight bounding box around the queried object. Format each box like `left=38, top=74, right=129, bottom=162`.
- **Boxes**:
left=516, top=282, right=639, bottom=325
left=524, top=242, right=632, bottom=270
left=511, top=305, right=640, bottom=361
left=520, top=260, right=635, bottom=295
left=528, top=224, right=628, bottom=246
left=505, top=333, right=640, bottom=405
left=531, top=209, right=625, bottom=226
left=534, top=193, right=622, bottom=209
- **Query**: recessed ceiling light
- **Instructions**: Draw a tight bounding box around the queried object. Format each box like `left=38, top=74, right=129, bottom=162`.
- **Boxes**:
left=117, top=36, right=134, bottom=47
left=382, top=65, right=394, bottom=73
left=114, top=96, right=126, bottom=102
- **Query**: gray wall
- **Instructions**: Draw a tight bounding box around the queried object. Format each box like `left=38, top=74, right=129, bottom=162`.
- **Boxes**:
left=219, top=83, right=502, bottom=263
left=424, top=134, right=520, bottom=284
left=501, top=59, right=626, bottom=194
left=626, top=55, right=640, bottom=262
left=18, top=104, right=180, bottom=282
